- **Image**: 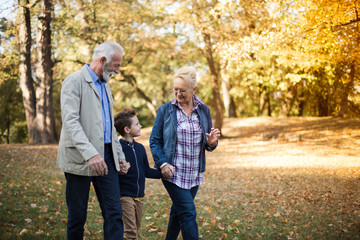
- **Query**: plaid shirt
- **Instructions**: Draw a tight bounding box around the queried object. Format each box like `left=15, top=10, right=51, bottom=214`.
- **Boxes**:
left=167, top=95, right=204, bottom=189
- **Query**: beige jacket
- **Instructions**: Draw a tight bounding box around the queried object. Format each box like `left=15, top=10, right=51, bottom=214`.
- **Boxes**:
left=57, top=65, right=125, bottom=176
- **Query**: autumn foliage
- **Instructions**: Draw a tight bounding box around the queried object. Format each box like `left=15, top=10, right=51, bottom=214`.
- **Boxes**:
left=1, top=0, right=360, bottom=143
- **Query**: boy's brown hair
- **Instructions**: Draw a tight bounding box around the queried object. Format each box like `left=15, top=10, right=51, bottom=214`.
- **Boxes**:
left=114, top=108, right=137, bottom=137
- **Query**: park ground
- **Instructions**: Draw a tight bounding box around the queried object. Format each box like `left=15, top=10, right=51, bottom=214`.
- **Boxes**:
left=1, top=117, right=360, bottom=239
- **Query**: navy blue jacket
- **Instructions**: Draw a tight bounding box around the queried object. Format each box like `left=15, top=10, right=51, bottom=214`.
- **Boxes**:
left=118, top=139, right=162, bottom=198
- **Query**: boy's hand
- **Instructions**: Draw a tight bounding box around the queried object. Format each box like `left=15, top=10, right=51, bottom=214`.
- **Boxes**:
left=119, top=159, right=130, bottom=175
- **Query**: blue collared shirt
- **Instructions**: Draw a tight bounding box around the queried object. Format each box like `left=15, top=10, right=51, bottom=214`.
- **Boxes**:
left=86, top=64, right=112, bottom=143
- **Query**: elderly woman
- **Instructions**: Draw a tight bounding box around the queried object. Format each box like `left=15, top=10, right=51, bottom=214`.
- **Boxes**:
left=149, top=66, right=221, bottom=240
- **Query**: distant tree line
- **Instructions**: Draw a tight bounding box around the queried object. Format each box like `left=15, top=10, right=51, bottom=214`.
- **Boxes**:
left=0, top=0, right=359, bottom=143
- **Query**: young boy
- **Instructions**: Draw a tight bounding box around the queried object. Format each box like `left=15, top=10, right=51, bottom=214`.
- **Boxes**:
left=114, top=108, right=162, bottom=240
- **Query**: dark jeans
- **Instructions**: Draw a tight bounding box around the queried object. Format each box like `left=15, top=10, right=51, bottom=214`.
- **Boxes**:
left=162, top=179, right=199, bottom=240
left=65, top=144, right=123, bottom=240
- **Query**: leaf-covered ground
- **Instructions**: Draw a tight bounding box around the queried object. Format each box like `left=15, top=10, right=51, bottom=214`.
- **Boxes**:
left=1, top=117, right=360, bottom=239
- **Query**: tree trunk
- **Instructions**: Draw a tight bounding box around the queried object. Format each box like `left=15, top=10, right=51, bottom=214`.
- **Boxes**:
left=338, top=63, right=355, bottom=117
left=221, top=60, right=236, bottom=118
left=284, top=84, right=298, bottom=117
left=318, top=95, right=328, bottom=116
left=35, top=0, right=57, bottom=143
left=259, top=90, right=266, bottom=116
left=258, top=85, right=262, bottom=116
left=229, top=98, right=237, bottom=117
left=258, top=85, right=271, bottom=116
left=298, top=93, right=305, bottom=116
left=266, top=90, right=271, bottom=117
left=6, top=118, right=10, bottom=144
left=298, top=80, right=306, bottom=116
left=203, top=33, right=224, bottom=131
left=18, top=0, right=40, bottom=143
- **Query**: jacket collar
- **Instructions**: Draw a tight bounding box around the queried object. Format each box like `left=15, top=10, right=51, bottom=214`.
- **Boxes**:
left=120, top=138, right=135, bottom=147
left=171, top=94, right=204, bottom=110
left=81, top=64, right=113, bottom=103
left=81, top=65, right=94, bottom=83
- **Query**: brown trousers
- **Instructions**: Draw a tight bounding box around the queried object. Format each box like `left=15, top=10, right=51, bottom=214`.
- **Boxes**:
left=121, top=196, right=144, bottom=240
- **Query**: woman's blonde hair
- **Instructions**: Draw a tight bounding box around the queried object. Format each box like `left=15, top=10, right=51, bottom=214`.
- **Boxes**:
left=173, top=66, right=197, bottom=88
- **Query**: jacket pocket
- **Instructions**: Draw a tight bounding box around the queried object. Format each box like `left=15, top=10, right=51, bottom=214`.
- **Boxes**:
left=65, top=146, right=85, bottom=164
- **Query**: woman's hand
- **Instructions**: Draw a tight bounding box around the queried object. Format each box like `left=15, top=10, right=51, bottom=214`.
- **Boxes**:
left=206, top=128, right=221, bottom=147
left=161, top=164, right=175, bottom=178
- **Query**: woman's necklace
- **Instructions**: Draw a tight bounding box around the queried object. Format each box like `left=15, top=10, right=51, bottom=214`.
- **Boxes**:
left=181, top=102, right=194, bottom=117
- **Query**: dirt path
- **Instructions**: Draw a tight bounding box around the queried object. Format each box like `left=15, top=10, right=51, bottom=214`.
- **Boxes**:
left=139, top=116, right=360, bottom=171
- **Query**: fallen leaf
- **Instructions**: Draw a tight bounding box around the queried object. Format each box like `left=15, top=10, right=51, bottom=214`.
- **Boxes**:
left=19, top=229, right=28, bottom=235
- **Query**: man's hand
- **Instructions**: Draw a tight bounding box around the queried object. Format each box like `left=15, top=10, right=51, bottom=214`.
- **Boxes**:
left=161, top=164, right=175, bottom=179
left=119, top=159, right=130, bottom=175
left=88, top=154, right=108, bottom=176
left=206, top=127, right=221, bottom=147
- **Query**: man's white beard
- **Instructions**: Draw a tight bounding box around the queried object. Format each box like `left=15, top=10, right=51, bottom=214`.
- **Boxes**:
left=102, top=62, right=116, bottom=82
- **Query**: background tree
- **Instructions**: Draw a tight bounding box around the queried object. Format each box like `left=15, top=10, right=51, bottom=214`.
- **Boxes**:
left=18, top=0, right=38, bottom=142
left=53, top=0, right=193, bottom=125
left=0, top=43, right=26, bottom=143
left=17, top=0, right=57, bottom=143
left=35, top=0, right=57, bottom=143
left=291, top=0, right=360, bottom=116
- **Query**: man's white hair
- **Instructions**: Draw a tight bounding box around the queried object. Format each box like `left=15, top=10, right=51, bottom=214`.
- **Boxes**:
left=92, top=41, right=124, bottom=62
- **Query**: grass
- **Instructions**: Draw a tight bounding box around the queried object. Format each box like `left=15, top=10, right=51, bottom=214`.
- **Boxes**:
left=1, top=117, right=360, bottom=239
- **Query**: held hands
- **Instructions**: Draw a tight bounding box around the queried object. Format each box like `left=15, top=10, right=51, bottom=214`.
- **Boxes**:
left=161, top=164, right=175, bottom=179
left=206, top=127, right=221, bottom=147
left=88, top=154, right=108, bottom=176
left=88, top=155, right=130, bottom=176
left=119, top=159, right=130, bottom=175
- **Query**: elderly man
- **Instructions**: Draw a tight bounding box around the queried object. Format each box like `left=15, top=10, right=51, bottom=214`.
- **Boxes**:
left=57, top=41, right=130, bottom=240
